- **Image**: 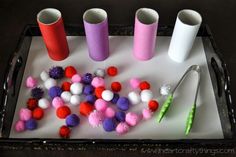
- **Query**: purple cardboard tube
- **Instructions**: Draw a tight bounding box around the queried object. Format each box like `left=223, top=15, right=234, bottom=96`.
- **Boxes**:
left=83, top=8, right=109, bottom=61
left=133, top=8, right=159, bottom=60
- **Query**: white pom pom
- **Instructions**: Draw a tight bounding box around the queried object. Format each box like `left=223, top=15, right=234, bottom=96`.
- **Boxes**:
left=94, top=68, right=105, bottom=78
left=128, top=91, right=141, bottom=105
left=140, top=90, right=153, bottom=102
left=160, top=84, right=171, bottom=96
left=40, top=71, right=49, bottom=81
left=61, top=91, right=72, bottom=103
left=102, top=90, right=114, bottom=101
left=38, top=98, right=50, bottom=109
left=70, top=95, right=81, bottom=106
left=70, top=82, right=83, bottom=95
left=44, top=78, right=57, bottom=89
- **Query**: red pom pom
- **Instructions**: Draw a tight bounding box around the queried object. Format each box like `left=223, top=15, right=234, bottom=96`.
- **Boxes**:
left=56, top=106, right=71, bottom=119
left=107, top=66, right=118, bottom=77
left=61, top=81, right=71, bottom=91
left=111, top=82, right=122, bottom=92
left=59, top=125, right=70, bottom=138
left=139, top=81, right=151, bottom=90
left=65, top=66, right=77, bottom=78
left=32, top=107, right=44, bottom=120
left=27, top=98, right=38, bottom=110
left=148, top=100, right=159, bottom=112
left=95, top=86, right=105, bottom=98
left=79, top=102, right=94, bottom=116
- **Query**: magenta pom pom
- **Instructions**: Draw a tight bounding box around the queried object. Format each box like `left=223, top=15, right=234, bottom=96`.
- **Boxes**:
left=26, top=76, right=37, bottom=88
left=91, top=77, right=105, bottom=88
left=14, top=120, right=25, bottom=132
left=129, top=78, right=141, bottom=89
left=19, top=108, right=32, bottom=121
left=125, top=112, right=140, bottom=126
left=88, top=110, right=104, bottom=127
left=52, top=97, right=64, bottom=109
left=105, top=107, right=115, bottom=118
left=95, top=99, right=108, bottom=111
left=71, top=74, right=81, bottom=83
left=142, top=108, right=153, bottom=120
left=116, top=122, right=130, bottom=135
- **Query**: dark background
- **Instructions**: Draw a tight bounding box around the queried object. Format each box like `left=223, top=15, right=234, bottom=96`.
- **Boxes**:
left=0, top=0, right=236, bottom=156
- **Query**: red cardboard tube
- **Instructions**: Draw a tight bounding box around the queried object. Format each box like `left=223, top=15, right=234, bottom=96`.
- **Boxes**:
left=37, top=8, right=69, bottom=61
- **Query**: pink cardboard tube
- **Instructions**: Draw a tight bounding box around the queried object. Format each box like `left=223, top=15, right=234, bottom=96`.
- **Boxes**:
left=133, top=8, right=159, bottom=60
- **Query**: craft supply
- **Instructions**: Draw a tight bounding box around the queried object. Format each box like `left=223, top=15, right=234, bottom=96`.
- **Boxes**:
left=59, top=125, right=70, bottom=138
left=70, top=95, right=81, bottom=106
left=160, top=84, right=171, bottom=96
left=125, top=112, right=139, bottom=126
left=31, top=87, right=44, bottom=99
left=91, top=77, right=105, bottom=88
left=94, top=68, right=105, bottom=78
left=83, top=85, right=94, bottom=95
left=148, top=100, right=159, bottom=112
left=27, top=98, right=38, bottom=110
left=70, top=82, right=83, bottom=95
left=81, top=73, right=93, bottom=84
left=32, top=107, right=44, bottom=120
left=128, top=91, right=141, bottom=105
left=111, top=82, right=122, bottom=92
left=139, top=81, right=150, bottom=90
left=102, top=90, right=114, bottom=101
left=26, top=76, right=37, bottom=88
left=14, top=120, right=25, bottom=132
left=38, top=98, right=50, bottom=109
left=95, top=99, right=108, bottom=111
left=102, top=118, right=116, bottom=132
left=105, top=107, right=115, bottom=118
left=79, top=102, right=94, bottom=116
left=129, top=78, right=141, bottom=89
left=95, top=86, right=105, bottom=98
left=115, top=111, right=126, bottom=122
left=19, top=108, right=32, bottom=121
left=49, top=86, right=63, bottom=99
left=71, top=74, right=82, bottom=83
left=88, top=110, right=104, bottom=127
left=85, top=94, right=97, bottom=104
left=40, top=70, right=49, bottom=81
left=140, top=89, right=153, bottom=102
left=49, top=66, right=64, bottom=79
left=61, top=91, right=72, bottom=103
left=116, top=97, right=130, bottom=111
left=110, top=93, right=119, bottom=104
left=65, top=66, right=77, bottom=78
left=116, top=122, right=130, bottom=135
left=56, top=106, right=71, bottom=119
left=25, top=119, right=37, bottom=130
left=61, top=81, right=71, bottom=91
left=142, top=108, right=153, bottom=120
left=52, top=97, right=64, bottom=109
left=107, top=66, right=118, bottom=76
left=44, top=78, right=57, bottom=90
left=65, top=114, right=80, bottom=127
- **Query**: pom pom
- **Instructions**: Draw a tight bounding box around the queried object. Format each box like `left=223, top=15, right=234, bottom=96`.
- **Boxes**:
left=70, top=82, right=83, bottom=95
left=25, top=119, right=37, bottom=130
left=65, top=66, right=77, bottom=78
left=40, top=70, right=49, bottom=81
left=14, top=120, right=25, bottom=132
left=128, top=91, right=141, bottom=105
left=125, top=112, right=140, bottom=126
left=59, top=125, right=70, bottom=138
left=107, top=66, right=118, bottom=77
left=94, top=68, right=105, bottom=78
left=71, top=74, right=81, bottom=83
left=49, top=66, right=64, bottom=79
left=31, top=87, right=44, bottom=99
left=102, top=118, right=116, bottom=132
left=44, top=78, right=57, bottom=90
left=139, top=81, right=151, bottom=90
left=66, top=114, right=80, bottom=127
left=79, top=102, right=94, bottom=116
left=102, top=90, right=114, bottom=101
left=129, top=78, right=141, bottom=89
left=85, top=94, right=97, bottom=104
left=70, top=95, right=81, bottom=106
left=56, top=106, right=71, bottom=119
left=88, top=110, right=104, bottom=127
left=91, top=77, right=105, bottom=88
left=19, top=108, right=32, bottom=121
left=95, top=99, right=108, bottom=111
left=38, top=98, right=50, bottom=109
left=26, top=76, right=37, bottom=88
left=61, top=81, right=71, bottom=91
left=32, top=107, right=44, bottom=120
left=81, top=73, right=93, bottom=84
left=160, top=84, right=171, bottom=96
left=140, top=89, right=153, bottom=102
left=116, top=122, right=130, bottom=135
left=142, top=108, right=153, bottom=120
left=49, top=86, right=63, bottom=99
left=110, top=93, right=119, bottom=104
left=116, top=97, right=130, bottom=111
left=111, top=82, right=122, bottom=92
left=115, top=111, right=126, bottom=122
left=95, top=86, right=105, bottom=98
left=27, top=98, right=38, bottom=110
left=83, top=85, right=94, bottom=95
left=105, top=107, right=115, bottom=118
left=148, top=100, right=159, bottom=112
left=52, top=97, right=64, bottom=109
left=61, top=91, right=72, bottom=103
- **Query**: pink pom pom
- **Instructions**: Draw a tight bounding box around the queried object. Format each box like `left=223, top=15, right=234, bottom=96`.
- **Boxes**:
left=125, top=112, right=140, bottom=126
left=116, top=122, right=130, bottom=135
left=19, top=108, right=32, bottom=121
left=52, top=97, right=65, bottom=109
left=26, top=76, right=37, bottom=88
left=95, top=99, right=108, bottom=111
left=129, top=78, right=141, bottom=89
left=142, top=108, right=153, bottom=120
left=14, top=120, right=25, bottom=132
left=88, top=111, right=104, bottom=127
left=105, top=107, right=115, bottom=118
left=71, top=74, right=81, bottom=83
left=91, top=77, right=105, bottom=88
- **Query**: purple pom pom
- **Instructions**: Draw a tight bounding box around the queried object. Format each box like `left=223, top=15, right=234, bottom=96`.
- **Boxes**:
left=116, top=97, right=130, bottom=111
left=102, top=118, right=116, bottom=132
left=49, top=66, right=64, bottom=79
left=82, top=73, right=93, bottom=84
left=83, top=85, right=94, bottom=95
left=31, top=87, right=44, bottom=99
left=49, top=86, right=63, bottom=99
left=86, top=95, right=97, bottom=104
left=25, top=119, right=37, bottom=130
left=115, top=111, right=126, bottom=122
left=111, top=93, right=119, bottom=104
left=66, top=114, right=80, bottom=127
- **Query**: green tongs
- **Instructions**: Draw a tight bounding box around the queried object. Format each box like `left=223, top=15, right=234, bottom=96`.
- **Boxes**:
left=157, top=65, right=201, bottom=135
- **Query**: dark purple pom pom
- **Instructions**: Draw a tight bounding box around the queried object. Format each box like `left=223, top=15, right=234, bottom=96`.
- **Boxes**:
left=66, top=114, right=80, bottom=127
left=82, top=73, right=93, bottom=84
left=49, top=86, right=63, bottom=99
left=111, top=93, right=119, bottom=104
left=25, top=119, right=37, bottom=130
left=31, top=87, right=44, bottom=99
left=83, top=85, right=94, bottom=95
left=49, top=66, right=64, bottom=79
left=102, top=118, right=116, bottom=132
left=115, top=111, right=126, bottom=122
left=85, top=94, right=97, bottom=104
left=116, top=97, right=130, bottom=111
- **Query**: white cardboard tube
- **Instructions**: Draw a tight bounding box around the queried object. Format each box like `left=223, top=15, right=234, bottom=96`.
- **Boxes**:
left=168, top=9, right=202, bottom=63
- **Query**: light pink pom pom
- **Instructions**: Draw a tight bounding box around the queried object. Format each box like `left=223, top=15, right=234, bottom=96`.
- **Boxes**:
left=105, top=107, right=115, bottom=118
left=116, top=122, right=130, bottom=135
left=71, top=74, right=81, bottom=83
left=95, top=99, right=108, bottom=111
left=15, top=120, right=25, bottom=132
left=52, top=97, right=64, bottom=109
left=91, top=77, right=105, bottom=88
left=129, top=78, right=141, bottom=89
left=88, top=111, right=104, bottom=127
left=142, top=108, right=153, bottom=120
left=19, top=108, right=32, bottom=121
left=125, top=112, right=140, bottom=126
left=26, top=76, right=37, bottom=88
